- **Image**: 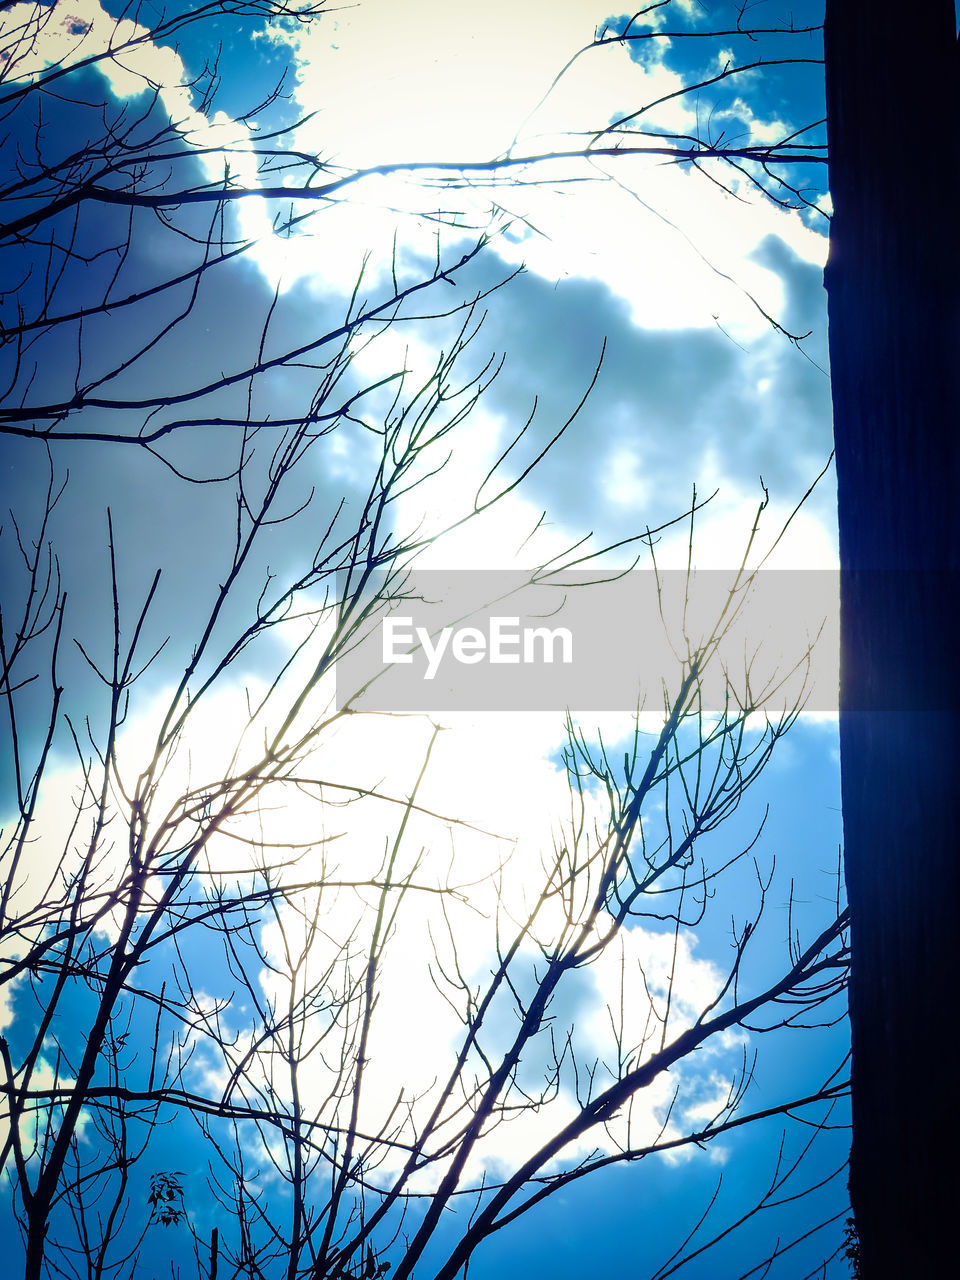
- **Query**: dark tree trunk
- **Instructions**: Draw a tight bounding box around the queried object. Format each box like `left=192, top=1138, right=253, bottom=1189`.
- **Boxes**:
left=823, top=4, right=960, bottom=1275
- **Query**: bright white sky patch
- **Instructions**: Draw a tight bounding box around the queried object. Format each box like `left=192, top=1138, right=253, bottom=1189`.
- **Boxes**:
left=242, top=0, right=828, bottom=344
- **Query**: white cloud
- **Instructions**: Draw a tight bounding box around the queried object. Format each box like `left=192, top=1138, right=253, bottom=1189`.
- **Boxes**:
left=248, top=0, right=828, bottom=340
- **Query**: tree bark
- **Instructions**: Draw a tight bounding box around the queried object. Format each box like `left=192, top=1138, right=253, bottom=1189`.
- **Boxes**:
left=823, top=4, right=960, bottom=1275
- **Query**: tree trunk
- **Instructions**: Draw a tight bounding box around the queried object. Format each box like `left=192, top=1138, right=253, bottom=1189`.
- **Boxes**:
left=823, top=4, right=960, bottom=1275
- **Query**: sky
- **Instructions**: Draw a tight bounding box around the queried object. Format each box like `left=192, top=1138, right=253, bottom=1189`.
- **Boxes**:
left=0, top=3, right=852, bottom=1278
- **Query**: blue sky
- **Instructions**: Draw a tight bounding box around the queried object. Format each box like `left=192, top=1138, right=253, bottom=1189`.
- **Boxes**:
left=0, top=3, right=852, bottom=1277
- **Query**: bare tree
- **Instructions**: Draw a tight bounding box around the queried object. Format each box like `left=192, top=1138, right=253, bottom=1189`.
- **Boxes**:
left=0, top=457, right=850, bottom=1280
left=1, top=4, right=849, bottom=1279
